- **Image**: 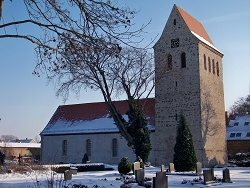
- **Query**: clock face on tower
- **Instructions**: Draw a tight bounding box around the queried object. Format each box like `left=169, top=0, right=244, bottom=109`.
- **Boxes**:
left=171, top=38, right=179, bottom=48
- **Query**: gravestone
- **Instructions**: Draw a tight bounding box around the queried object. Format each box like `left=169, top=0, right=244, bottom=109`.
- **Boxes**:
left=196, top=162, right=202, bottom=175
left=222, top=168, right=231, bottom=183
left=203, top=169, right=214, bottom=184
left=135, top=168, right=145, bottom=185
left=161, top=164, right=165, bottom=172
left=133, top=162, right=140, bottom=174
left=153, top=171, right=168, bottom=188
left=169, top=163, right=174, bottom=172
left=64, top=170, right=72, bottom=180
left=70, top=167, right=77, bottom=175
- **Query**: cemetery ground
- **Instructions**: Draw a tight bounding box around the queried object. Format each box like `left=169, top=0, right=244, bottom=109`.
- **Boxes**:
left=0, top=162, right=250, bottom=188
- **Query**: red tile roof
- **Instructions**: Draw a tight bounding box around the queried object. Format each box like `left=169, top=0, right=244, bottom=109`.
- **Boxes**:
left=175, top=4, right=214, bottom=45
left=48, top=98, right=155, bottom=126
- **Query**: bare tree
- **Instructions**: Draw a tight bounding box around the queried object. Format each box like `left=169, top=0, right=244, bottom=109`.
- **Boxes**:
left=229, top=94, right=250, bottom=114
left=0, top=135, right=17, bottom=153
left=1, top=0, right=156, bottom=161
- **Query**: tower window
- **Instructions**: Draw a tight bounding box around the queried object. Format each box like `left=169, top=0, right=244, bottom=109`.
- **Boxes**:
left=236, top=133, right=242, bottom=137
left=216, top=62, right=219, bottom=76
left=212, top=59, right=215, bottom=74
left=204, top=54, right=207, bottom=70
left=174, top=19, right=176, bottom=25
left=181, top=52, right=186, bottom=68
left=168, top=54, right=172, bottom=70
left=86, top=139, right=92, bottom=157
left=208, top=57, right=211, bottom=72
left=244, top=122, right=249, bottom=126
left=112, top=138, right=118, bottom=157
left=230, top=133, right=236, bottom=137
left=62, top=140, right=67, bottom=156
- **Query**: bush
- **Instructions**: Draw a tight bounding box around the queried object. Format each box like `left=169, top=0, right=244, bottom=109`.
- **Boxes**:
left=82, top=153, right=89, bottom=164
left=118, top=157, right=132, bottom=175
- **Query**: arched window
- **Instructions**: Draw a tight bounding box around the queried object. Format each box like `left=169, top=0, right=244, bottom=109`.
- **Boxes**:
left=204, top=54, right=207, bottom=70
left=212, top=59, right=215, bottom=74
left=167, top=54, right=172, bottom=70
left=62, top=140, right=67, bottom=156
left=208, top=57, right=211, bottom=72
left=216, top=62, right=219, bottom=76
left=86, top=139, right=91, bottom=157
left=181, top=52, right=186, bottom=68
left=112, top=138, right=118, bottom=157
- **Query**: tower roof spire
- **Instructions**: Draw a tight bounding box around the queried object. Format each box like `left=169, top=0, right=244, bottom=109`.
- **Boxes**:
left=174, top=4, right=214, bottom=45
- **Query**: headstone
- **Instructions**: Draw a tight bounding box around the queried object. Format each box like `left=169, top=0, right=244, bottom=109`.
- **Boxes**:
left=133, top=162, right=140, bottom=174
left=169, top=163, right=174, bottom=172
left=152, top=171, right=168, bottom=188
left=203, top=169, right=214, bottom=184
left=70, top=167, right=77, bottom=175
left=222, top=168, right=231, bottom=183
left=135, top=168, right=145, bottom=185
left=196, top=162, right=202, bottom=175
left=64, top=170, right=72, bottom=180
left=161, top=164, right=165, bottom=172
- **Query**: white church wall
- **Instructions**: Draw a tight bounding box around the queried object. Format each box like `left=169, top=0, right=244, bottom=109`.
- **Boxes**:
left=41, top=131, right=155, bottom=164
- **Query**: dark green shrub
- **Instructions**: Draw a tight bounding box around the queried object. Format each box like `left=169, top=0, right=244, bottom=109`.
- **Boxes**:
left=173, top=114, right=197, bottom=172
left=118, top=157, right=132, bottom=175
left=82, top=153, right=89, bottom=164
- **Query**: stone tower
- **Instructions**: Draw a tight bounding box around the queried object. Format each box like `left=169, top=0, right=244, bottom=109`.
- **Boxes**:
left=154, top=4, right=227, bottom=167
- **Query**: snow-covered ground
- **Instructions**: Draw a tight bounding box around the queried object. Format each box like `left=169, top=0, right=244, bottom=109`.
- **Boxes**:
left=0, top=165, right=250, bottom=187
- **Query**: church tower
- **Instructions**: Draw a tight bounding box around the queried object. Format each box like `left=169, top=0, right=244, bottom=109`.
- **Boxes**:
left=154, top=4, right=227, bottom=167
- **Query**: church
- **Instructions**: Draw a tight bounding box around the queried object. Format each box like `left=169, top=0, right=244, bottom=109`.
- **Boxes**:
left=40, top=4, right=227, bottom=167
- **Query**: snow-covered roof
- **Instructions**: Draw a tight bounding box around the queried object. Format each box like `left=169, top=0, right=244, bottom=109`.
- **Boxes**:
left=0, top=142, right=40, bottom=148
left=10, top=139, right=36, bottom=143
left=41, top=98, right=155, bottom=136
left=191, top=31, right=223, bottom=55
left=226, top=114, right=250, bottom=140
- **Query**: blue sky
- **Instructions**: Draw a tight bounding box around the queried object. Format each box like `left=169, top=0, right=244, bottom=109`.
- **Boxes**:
left=0, top=0, right=249, bottom=139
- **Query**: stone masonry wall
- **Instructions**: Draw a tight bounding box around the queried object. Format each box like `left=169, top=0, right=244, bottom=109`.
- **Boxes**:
left=154, top=5, right=227, bottom=167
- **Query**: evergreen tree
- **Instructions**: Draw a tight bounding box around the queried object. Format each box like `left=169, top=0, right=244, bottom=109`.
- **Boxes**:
left=173, top=114, right=197, bottom=171
left=126, top=98, right=152, bottom=163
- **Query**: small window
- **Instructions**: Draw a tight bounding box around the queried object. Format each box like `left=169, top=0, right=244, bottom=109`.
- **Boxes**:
left=244, top=122, right=249, bottom=126
left=62, top=140, right=67, bottom=156
left=216, top=62, right=219, bottom=76
left=208, top=57, right=211, bottom=72
left=246, top=132, right=250, bottom=137
left=168, top=54, right=172, bottom=70
left=204, top=54, right=207, bottom=70
left=174, top=19, right=176, bottom=25
left=230, top=133, right=236, bottom=137
left=181, top=52, right=186, bottom=68
left=86, top=139, right=91, bottom=157
left=236, top=133, right=242, bottom=137
left=234, top=122, right=239, bottom=126
left=112, top=138, right=118, bottom=157
left=212, top=60, right=215, bottom=74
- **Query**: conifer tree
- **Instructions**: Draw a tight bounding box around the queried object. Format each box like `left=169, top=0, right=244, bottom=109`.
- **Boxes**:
left=173, top=114, right=197, bottom=171
left=126, top=97, right=152, bottom=163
